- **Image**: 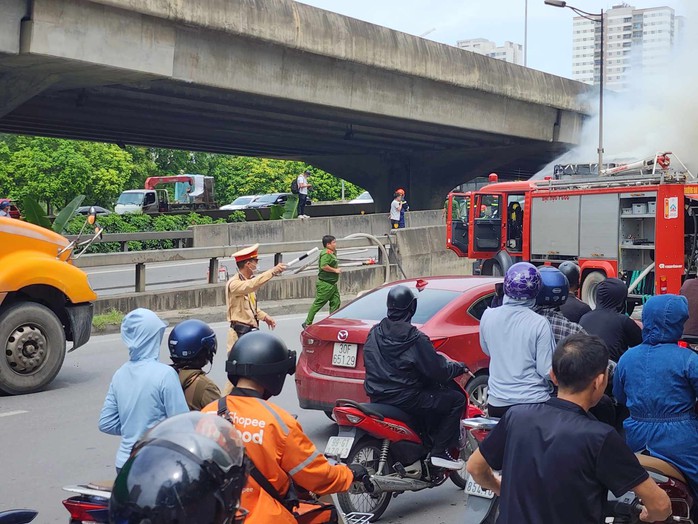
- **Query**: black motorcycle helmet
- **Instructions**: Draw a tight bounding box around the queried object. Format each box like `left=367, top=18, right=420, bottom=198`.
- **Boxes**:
left=226, top=331, right=296, bottom=400
left=386, top=285, right=417, bottom=322
left=110, top=412, right=248, bottom=524
left=558, top=261, right=581, bottom=291
left=168, top=319, right=217, bottom=368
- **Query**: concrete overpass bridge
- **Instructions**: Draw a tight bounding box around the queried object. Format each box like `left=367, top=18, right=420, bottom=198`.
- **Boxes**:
left=0, top=0, right=593, bottom=209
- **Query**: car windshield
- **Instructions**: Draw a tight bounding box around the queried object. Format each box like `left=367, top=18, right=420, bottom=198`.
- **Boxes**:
left=256, top=194, right=279, bottom=203
left=332, top=285, right=461, bottom=324
left=231, top=196, right=255, bottom=205
left=117, top=192, right=145, bottom=205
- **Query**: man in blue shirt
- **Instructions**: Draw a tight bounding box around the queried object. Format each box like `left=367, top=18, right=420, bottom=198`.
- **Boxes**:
left=479, top=262, right=556, bottom=417
left=466, top=333, right=671, bottom=524
left=99, top=308, right=188, bottom=473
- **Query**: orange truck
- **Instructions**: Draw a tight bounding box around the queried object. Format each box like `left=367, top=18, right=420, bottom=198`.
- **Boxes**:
left=0, top=216, right=98, bottom=394
left=447, top=152, right=697, bottom=307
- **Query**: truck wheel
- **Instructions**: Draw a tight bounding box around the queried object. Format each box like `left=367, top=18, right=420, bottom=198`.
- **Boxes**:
left=0, top=303, right=66, bottom=395
left=581, top=271, right=606, bottom=309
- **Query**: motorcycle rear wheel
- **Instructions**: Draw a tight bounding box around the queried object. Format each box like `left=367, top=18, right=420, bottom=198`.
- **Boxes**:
left=449, top=438, right=476, bottom=489
left=337, top=437, right=394, bottom=522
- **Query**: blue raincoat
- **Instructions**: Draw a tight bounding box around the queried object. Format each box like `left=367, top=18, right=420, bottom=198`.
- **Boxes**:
left=613, top=294, right=698, bottom=494
left=98, top=308, right=188, bottom=468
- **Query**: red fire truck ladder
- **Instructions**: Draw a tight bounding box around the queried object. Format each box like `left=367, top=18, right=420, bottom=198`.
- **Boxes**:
left=535, top=152, right=695, bottom=192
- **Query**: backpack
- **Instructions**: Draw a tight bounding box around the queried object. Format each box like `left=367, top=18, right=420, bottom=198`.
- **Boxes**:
left=291, top=177, right=300, bottom=194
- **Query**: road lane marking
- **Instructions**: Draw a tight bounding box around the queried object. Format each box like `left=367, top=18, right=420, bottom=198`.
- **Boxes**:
left=0, top=410, right=28, bottom=418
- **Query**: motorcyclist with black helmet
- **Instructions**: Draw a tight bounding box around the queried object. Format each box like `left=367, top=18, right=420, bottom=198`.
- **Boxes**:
left=202, top=331, right=368, bottom=524
left=362, top=285, right=468, bottom=470
left=557, top=262, right=592, bottom=323
left=533, top=266, right=586, bottom=345
left=169, top=319, right=221, bottom=411
left=110, top=411, right=249, bottom=523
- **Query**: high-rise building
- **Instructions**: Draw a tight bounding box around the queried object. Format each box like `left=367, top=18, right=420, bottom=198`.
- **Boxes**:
left=572, top=3, right=683, bottom=91
left=456, top=38, right=523, bottom=65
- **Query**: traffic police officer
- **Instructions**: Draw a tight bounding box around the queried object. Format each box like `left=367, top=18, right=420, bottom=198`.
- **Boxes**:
left=226, top=244, right=286, bottom=352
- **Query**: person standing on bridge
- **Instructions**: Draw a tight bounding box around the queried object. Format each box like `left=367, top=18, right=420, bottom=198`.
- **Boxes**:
left=226, top=243, right=286, bottom=351
left=390, top=191, right=404, bottom=230
left=296, top=169, right=312, bottom=218
left=303, top=235, right=341, bottom=329
left=396, top=188, right=409, bottom=228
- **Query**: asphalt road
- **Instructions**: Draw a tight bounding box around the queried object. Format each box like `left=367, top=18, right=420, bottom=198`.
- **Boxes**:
left=0, top=314, right=466, bottom=523
left=85, top=248, right=380, bottom=295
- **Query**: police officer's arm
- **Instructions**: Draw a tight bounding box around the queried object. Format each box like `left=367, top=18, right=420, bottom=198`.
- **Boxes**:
left=98, top=383, right=121, bottom=435
left=227, top=270, right=276, bottom=296
left=281, top=419, right=354, bottom=494
left=161, top=368, right=190, bottom=416
left=412, top=333, right=464, bottom=384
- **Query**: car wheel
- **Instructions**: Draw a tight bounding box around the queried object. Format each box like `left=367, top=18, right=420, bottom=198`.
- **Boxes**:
left=336, top=438, right=393, bottom=521
left=581, top=271, right=606, bottom=309
left=466, top=375, right=489, bottom=411
left=0, top=303, right=66, bottom=395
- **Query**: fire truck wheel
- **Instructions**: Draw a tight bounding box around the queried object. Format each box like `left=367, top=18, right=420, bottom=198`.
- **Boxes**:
left=581, top=271, right=606, bottom=308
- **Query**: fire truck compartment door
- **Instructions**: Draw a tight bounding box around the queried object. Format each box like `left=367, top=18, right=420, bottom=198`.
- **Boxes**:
left=531, top=195, right=581, bottom=258
left=580, top=193, right=620, bottom=259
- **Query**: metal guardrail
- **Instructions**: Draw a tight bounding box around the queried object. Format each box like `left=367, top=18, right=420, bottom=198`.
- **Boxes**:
left=65, top=230, right=193, bottom=252
left=75, top=236, right=391, bottom=292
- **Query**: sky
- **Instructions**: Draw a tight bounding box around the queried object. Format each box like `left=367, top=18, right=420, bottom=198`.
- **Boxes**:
left=296, top=0, right=686, bottom=79
left=296, top=0, right=697, bottom=171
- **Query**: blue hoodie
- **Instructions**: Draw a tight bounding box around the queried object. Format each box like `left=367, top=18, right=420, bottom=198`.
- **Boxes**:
left=613, top=294, right=698, bottom=494
left=98, top=309, right=188, bottom=468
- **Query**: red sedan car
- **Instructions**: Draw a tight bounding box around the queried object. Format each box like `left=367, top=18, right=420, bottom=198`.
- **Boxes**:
left=295, top=276, right=500, bottom=417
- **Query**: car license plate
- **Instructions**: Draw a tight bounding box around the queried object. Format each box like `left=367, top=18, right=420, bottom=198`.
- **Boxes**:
left=464, top=474, right=495, bottom=499
left=332, top=342, right=358, bottom=368
left=325, top=436, right=354, bottom=459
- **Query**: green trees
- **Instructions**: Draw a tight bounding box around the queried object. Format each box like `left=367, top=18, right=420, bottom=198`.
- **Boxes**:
left=0, top=136, right=364, bottom=210
left=0, top=135, right=133, bottom=214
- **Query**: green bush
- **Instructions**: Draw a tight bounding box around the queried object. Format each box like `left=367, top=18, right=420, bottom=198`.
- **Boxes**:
left=65, top=212, right=226, bottom=253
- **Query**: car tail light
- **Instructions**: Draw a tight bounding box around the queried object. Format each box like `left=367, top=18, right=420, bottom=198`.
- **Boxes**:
left=431, top=338, right=449, bottom=350
left=62, top=497, right=108, bottom=522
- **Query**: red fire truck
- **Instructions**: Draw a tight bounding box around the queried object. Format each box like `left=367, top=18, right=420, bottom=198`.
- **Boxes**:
left=446, top=152, right=697, bottom=306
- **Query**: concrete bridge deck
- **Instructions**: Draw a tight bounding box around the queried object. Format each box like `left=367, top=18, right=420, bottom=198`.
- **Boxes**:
left=0, top=0, right=593, bottom=208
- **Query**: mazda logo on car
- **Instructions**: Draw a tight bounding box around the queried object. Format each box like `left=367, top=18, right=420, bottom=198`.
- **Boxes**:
left=337, top=330, right=348, bottom=341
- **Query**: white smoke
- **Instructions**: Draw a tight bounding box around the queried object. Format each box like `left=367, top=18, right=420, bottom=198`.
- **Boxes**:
left=534, top=1, right=697, bottom=177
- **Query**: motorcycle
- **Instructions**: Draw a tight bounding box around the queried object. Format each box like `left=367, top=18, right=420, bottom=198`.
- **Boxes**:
left=606, top=453, right=694, bottom=523
left=328, top=376, right=484, bottom=521
left=461, top=416, right=500, bottom=524
left=61, top=483, right=110, bottom=523
left=460, top=418, right=695, bottom=523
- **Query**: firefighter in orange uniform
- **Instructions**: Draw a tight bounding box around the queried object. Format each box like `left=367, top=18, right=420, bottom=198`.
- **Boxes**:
left=226, top=244, right=286, bottom=352
left=202, top=331, right=369, bottom=524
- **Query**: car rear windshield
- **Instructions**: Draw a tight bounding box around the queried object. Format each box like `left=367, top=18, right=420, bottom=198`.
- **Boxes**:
left=332, top=286, right=460, bottom=324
